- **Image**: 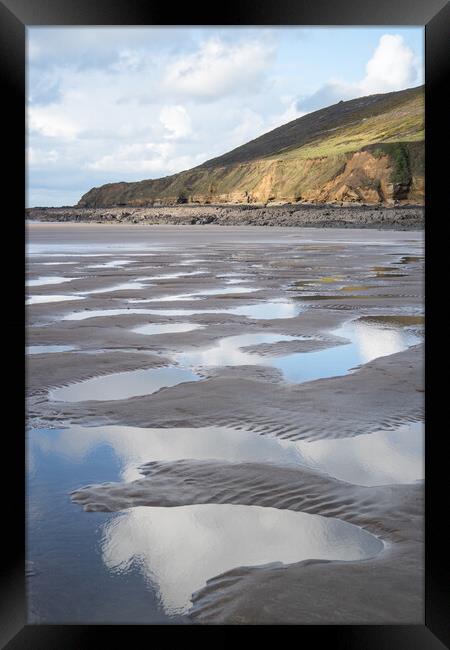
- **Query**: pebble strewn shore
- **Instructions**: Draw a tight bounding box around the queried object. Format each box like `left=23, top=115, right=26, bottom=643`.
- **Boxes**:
left=26, top=203, right=424, bottom=230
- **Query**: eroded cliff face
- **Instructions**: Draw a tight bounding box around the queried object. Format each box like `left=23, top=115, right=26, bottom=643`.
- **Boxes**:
left=78, top=146, right=423, bottom=208
left=77, top=86, right=424, bottom=209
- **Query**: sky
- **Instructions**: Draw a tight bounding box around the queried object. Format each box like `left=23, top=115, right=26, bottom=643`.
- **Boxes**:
left=26, top=27, right=424, bottom=207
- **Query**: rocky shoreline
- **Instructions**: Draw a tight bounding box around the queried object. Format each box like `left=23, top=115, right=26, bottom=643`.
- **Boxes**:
left=26, top=203, right=424, bottom=230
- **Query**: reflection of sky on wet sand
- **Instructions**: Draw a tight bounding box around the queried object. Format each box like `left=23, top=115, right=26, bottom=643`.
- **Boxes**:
left=63, top=308, right=162, bottom=320
left=26, top=344, right=77, bottom=355
left=50, top=367, right=201, bottom=402
left=139, top=271, right=207, bottom=281
left=27, top=243, right=164, bottom=256
left=347, top=321, right=417, bottom=364
left=39, top=261, right=77, bottom=266
left=27, top=427, right=188, bottom=623
left=61, top=300, right=302, bottom=321
left=283, top=421, right=424, bottom=486
left=26, top=294, right=85, bottom=305
left=175, top=320, right=421, bottom=384
left=101, top=504, right=383, bottom=614
left=86, top=260, right=133, bottom=268
left=27, top=425, right=384, bottom=620
left=26, top=276, right=77, bottom=287
left=132, top=322, right=204, bottom=336
left=229, top=301, right=301, bottom=319
left=128, top=293, right=203, bottom=303
left=129, top=285, right=258, bottom=303
left=33, top=419, right=423, bottom=488
left=78, top=280, right=151, bottom=295
left=31, top=425, right=306, bottom=482
left=177, top=333, right=310, bottom=369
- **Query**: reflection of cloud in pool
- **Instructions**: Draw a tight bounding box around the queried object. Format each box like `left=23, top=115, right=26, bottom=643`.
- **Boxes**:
left=32, top=418, right=424, bottom=493
left=49, top=367, right=201, bottom=402
left=132, top=323, right=204, bottom=336
left=26, top=276, right=77, bottom=286
left=31, top=425, right=305, bottom=482
left=26, top=294, right=85, bottom=305
left=174, top=320, right=421, bottom=384
left=62, top=307, right=221, bottom=320
left=285, top=421, right=424, bottom=486
left=177, top=333, right=307, bottom=369
left=101, top=504, right=383, bottom=614
left=26, top=345, right=77, bottom=355
left=79, top=281, right=151, bottom=295
left=347, top=321, right=414, bottom=364
left=230, top=302, right=300, bottom=320
left=87, top=260, right=133, bottom=269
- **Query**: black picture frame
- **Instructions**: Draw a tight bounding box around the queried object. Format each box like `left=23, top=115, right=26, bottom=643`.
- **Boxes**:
left=3, top=0, right=448, bottom=646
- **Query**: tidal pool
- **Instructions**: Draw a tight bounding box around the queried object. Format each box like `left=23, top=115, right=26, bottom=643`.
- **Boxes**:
left=174, top=318, right=421, bottom=383
left=223, top=278, right=249, bottom=284
left=228, top=301, right=301, bottom=319
left=34, top=424, right=304, bottom=482
left=132, top=322, right=204, bottom=336
left=177, top=332, right=311, bottom=368
left=186, top=286, right=258, bottom=296
left=27, top=426, right=383, bottom=622
left=139, top=301, right=302, bottom=319
left=27, top=243, right=163, bottom=256
left=62, top=308, right=164, bottom=321
left=286, top=420, right=424, bottom=486
left=40, top=261, right=77, bottom=266
left=37, top=422, right=423, bottom=486
left=26, top=276, right=77, bottom=286
left=79, top=280, right=151, bottom=295
left=26, top=345, right=77, bottom=355
left=86, top=260, right=134, bottom=269
left=128, top=294, right=203, bottom=303
left=63, top=300, right=302, bottom=321
left=27, top=294, right=86, bottom=305
left=142, top=271, right=207, bottom=281
left=50, top=366, right=202, bottom=402
left=101, top=504, right=383, bottom=615
left=128, top=285, right=258, bottom=303
left=267, top=318, right=421, bottom=383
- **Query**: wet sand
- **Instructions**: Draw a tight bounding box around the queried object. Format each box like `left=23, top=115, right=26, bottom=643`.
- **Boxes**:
left=26, top=223, right=424, bottom=624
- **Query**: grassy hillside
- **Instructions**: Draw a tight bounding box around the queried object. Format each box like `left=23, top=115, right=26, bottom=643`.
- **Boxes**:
left=78, top=85, right=424, bottom=208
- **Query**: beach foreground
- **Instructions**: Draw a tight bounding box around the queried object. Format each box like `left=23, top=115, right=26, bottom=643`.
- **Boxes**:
left=26, top=224, right=424, bottom=624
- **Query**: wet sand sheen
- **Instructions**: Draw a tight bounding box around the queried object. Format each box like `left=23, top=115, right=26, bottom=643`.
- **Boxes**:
left=26, top=224, right=424, bottom=624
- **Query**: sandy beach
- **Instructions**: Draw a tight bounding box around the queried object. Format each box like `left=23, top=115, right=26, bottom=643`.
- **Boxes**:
left=26, top=223, right=424, bottom=624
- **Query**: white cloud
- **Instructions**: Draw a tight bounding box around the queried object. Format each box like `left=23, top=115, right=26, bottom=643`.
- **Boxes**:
left=87, top=142, right=172, bottom=173
left=27, top=147, right=59, bottom=166
left=110, top=49, right=145, bottom=73
left=297, top=34, right=423, bottom=113
left=163, top=37, right=274, bottom=100
left=227, top=108, right=266, bottom=146
left=86, top=140, right=204, bottom=176
left=360, top=34, right=421, bottom=94
left=29, top=104, right=80, bottom=139
left=160, top=105, right=192, bottom=139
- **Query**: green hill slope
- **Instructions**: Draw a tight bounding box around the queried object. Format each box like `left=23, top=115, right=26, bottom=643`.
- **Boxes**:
left=78, top=85, right=424, bottom=208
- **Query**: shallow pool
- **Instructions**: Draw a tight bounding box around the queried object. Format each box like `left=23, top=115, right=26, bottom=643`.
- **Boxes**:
left=50, top=366, right=202, bottom=402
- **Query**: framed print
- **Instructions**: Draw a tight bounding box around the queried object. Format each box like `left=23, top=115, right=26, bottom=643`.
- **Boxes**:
left=1, top=0, right=449, bottom=646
